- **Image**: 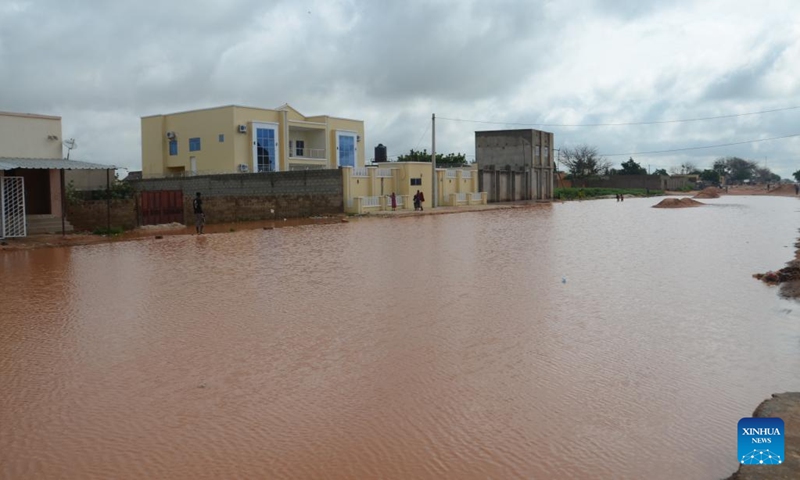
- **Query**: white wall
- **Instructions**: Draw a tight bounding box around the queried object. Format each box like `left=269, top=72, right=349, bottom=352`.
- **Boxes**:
left=0, top=112, right=63, bottom=159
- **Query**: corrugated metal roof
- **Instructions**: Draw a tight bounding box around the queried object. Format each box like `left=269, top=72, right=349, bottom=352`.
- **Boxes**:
left=0, top=158, right=115, bottom=171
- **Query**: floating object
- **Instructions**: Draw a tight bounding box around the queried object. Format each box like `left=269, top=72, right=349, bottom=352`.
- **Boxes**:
left=155, top=235, right=163, bottom=239
left=562, top=277, right=567, bottom=284
left=270, top=208, right=275, bottom=214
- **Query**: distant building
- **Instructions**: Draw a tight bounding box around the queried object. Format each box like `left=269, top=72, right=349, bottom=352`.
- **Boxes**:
left=141, top=104, right=365, bottom=178
left=475, top=129, right=555, bottom=201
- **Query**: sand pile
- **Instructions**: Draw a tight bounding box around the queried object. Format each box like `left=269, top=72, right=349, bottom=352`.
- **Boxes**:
left=694, top=187, right=722, bottom=199
left=766, top=184, right=797, bottom=196
left=652, top=198, right=705, bottom=208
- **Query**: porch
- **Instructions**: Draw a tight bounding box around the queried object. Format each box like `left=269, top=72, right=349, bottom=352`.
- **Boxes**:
left=0, top=158, right=115, bottom=237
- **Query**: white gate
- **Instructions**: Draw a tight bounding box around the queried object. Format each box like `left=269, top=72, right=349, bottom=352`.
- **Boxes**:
left=1, top=177, right=27, bottom=238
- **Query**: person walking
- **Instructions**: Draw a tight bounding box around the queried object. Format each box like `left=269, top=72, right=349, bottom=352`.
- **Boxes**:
left=413, top=192, right=420, bottom=211
left=390, top=192, right=397, bottom=211
left=417, top=190, right=425, bottom=211
left=193, top=192, right=205, bottom=234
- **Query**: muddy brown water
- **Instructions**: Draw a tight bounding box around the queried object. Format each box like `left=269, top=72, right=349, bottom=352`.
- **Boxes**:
left=2, top=196, right=800, bottom=479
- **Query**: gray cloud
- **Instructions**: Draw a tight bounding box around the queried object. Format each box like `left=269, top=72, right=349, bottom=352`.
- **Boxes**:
left=1, top=0, right=799, bottom=177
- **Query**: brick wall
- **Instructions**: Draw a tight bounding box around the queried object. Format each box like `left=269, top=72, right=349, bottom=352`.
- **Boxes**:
left=67, top=199, right=137, bottom=231
left=184, top=194, right=342, bottom=224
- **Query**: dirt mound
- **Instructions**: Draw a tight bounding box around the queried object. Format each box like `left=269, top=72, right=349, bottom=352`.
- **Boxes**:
left=694, top=187, right=722, bottom=199
left=767, top=184, right=797, bottom=196
left=753, top=262, right=800, bottom=285
left=652, top=198, right=705, bottom=208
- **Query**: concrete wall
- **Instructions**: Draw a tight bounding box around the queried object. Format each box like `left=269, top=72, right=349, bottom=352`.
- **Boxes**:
left=581, top=175, right=667, bottom=190
left=142, top=105, right=366, bottom=177
left=66, top=170, right=113, bottom=190
left=131, top=169, right=342, bottom=196
left=0, top=112, right=63, bottom=159
left=182, top=194, right=341, bottom=222
left=476, top=129, right=554, bottom=202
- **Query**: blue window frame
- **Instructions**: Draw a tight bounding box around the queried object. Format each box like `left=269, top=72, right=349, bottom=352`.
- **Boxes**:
left=169, top=140, right=177, bottom=156
left=218, top=134, right=224, bottom=143
left=189, top=137, right=201, bottom=152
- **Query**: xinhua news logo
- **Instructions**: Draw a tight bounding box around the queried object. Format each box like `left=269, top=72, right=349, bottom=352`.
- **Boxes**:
left=738, top=417, right=784, bottom=465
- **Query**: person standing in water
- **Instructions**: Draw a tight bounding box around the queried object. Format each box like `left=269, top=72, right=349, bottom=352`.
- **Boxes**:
left=193, top=192, right=205, bottom=234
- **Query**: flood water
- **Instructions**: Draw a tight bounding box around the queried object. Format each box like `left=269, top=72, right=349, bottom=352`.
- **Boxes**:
left=2, top=195, right=800, bottom=479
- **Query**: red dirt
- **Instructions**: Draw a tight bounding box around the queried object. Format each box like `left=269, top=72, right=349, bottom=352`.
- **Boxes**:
left=652, top=197, right=705, bottom=208
left=694, top=187, right=722, bottom=199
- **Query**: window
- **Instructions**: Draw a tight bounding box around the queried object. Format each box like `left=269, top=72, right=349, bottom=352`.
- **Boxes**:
left=169, top=140, right=177, bottom=156
left=218, top=134, right=224, bottom=143
left=295, top=140, right=305, bottom=157
left=410, top=178, right=422, bottom=186
left=189, top=137, right=201, bottom=152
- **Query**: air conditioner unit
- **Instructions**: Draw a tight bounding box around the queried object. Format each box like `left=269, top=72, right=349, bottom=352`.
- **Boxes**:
left=166, top=131, right=176, bottom=140
left=238, top=125, right=247, bottom=134
left=238, top=164, right=249, bottom=173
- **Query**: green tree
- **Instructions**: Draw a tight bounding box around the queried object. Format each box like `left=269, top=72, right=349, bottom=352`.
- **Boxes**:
left=699, top=169, right=720, bottom=183
left=793, top=170, right=800, bottom=182
left=721, top=157, right=757, bottom=184
left=619, top=157, right=647, bottom=175
left=653, top=168, right=668, bottom=176
left=396, top=149, right=468, bottom=167
left=560, top=144, right=610, bottom=179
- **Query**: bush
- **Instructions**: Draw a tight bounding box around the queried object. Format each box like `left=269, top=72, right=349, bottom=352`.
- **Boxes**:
left=92, top=226, right=125, bottom=236
left=554, top=188, right=663, bottom=200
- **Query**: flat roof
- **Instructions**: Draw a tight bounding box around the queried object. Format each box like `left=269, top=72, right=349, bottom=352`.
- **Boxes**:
left=0, top=111, right=61, bottom=121
left=141, top=104, right=363, bottom=123
left=0, top=158, right=115, bottom=170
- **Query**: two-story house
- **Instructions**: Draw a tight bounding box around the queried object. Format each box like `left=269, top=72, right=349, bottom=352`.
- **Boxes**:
left=141, top=104, right=365, bottom=177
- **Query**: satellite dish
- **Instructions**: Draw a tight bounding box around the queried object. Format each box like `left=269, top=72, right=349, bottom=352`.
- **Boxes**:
left=63, top=138, right=77, bottom=159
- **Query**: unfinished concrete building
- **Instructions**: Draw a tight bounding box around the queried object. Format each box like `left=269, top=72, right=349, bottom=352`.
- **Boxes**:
left=475, top=129, right=554, bottom=202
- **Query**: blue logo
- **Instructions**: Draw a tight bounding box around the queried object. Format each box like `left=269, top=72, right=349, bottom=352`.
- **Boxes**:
left=738, top=417, right=784, bottom=465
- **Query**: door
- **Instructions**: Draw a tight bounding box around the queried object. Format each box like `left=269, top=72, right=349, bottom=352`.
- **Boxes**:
left=252, top=123, right=279, bottom=172
left=190, top=157, right=197, bottom=176
left=139, top=190, right=184, bottom=226
left=336, top=132, right=357, bottom=168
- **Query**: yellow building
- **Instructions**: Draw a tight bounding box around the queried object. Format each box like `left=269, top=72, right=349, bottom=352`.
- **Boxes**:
left=342, top=163, right=486, bottom=214
left=141, top=104, right=365, bottom=177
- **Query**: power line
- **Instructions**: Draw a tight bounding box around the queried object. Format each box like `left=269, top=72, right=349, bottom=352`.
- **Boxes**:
left=599, top=133, right=800, bottom=157
left=437, top=105, right=800, bottom=128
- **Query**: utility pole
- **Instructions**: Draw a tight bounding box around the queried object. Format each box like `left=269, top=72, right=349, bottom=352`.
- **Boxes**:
left=432, top=113, right=437, bottom=208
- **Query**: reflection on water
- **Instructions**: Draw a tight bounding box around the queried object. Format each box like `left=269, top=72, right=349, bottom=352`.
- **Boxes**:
left=2, top=196, right=800, bottom=479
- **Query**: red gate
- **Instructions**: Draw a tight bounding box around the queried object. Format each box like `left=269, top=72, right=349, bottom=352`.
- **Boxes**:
left=139, top=190, right=184, bottom=226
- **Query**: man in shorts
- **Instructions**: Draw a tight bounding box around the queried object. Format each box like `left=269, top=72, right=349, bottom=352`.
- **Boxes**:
left=193, top=192, right=205, bottom=234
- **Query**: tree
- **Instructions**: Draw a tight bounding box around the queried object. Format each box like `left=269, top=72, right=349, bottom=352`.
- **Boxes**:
left=722, top=157, right=757, bottom=184
left=619, top=157, right=647, bottom=175
left=560, top=144, right=610, bottom=179
left=396, top=149, right=468, bottom=167
left=793, top=170, right=800, bottom=182
left=699, top=169, right=720, bottom=183
left=653, top=168, right=668, bottom=176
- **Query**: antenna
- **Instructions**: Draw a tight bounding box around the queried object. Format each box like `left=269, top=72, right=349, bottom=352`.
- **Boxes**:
left=63, top=138, right=77, bottom=160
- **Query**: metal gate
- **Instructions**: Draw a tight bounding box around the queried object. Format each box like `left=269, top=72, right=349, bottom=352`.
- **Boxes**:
left=139, top=190, right=184, bottom=226
left=1, top=176, right=27, bottom=238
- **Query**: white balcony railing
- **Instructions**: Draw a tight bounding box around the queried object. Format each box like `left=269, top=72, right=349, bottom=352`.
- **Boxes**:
left=456, top=193, right=467, bottom=203
left=362, top=196, right=380, bottom=207
left=352, top=167, right=369, bottom=177
left=471, top=192, right=482, bottom=201
left=446, top=170, right=458, bottom=179
left=377, top=168, right=393, bottom=178
left=290, top=148, right=326, bottom=159
left=462, top=170, right=473, bottom=179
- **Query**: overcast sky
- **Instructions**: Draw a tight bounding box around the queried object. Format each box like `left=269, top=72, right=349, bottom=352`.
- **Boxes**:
left=1, top=0, right=799, bottom=177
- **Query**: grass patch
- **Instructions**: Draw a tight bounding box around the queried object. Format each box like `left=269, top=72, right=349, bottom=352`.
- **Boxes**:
left=555, top=188, right=663, bottom=200
left=92, top=226, right=125, bottom=236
